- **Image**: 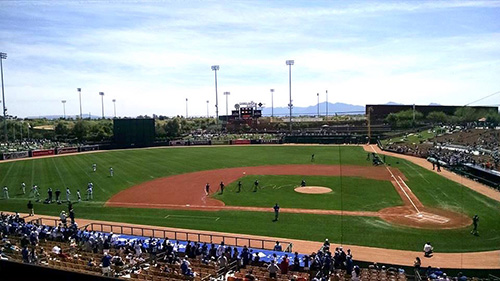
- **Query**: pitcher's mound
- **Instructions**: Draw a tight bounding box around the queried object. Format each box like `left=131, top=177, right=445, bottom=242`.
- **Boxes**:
left=294, top=186, right=332, bottom=194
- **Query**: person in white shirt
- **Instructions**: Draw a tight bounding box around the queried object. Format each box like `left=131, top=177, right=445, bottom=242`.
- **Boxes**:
left=423, top=242, right=433, bottom=257
left=267, top=260, right=280, bottom=278
left=216, top=242, right=226, bottom=257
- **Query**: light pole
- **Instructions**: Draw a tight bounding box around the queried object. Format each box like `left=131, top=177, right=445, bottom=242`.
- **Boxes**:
left=317, top=93, right=320, bottom=117
left=185, top=98, right=188, bottom=118
left=61, top=100, right=67, bottom=119
left=77, top=88, right=82, bottom=119
left=211, top=65, right=220, bottom=124
left=270, top=89, right=274, bottom=118
left=326, top=90, right=328, bottom=119
left=1, top=52, right=7, bottom=142
left=223, top=92, right=230, bottom=116
left=286, top=60, right=294, bottom=132
left=206, top=100, right=209, bottom=118
left=326, top=90, right=329, bottom=119
left=99, top=92, right=105, bottom=119
left=112, top=99, right=116, bottom=118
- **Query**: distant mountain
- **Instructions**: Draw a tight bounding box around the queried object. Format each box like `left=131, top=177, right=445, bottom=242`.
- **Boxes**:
left=429, top=103, right=441, bottom=106
left=261, top=102, right=364, bottom=116
left=25, top=114, right=104, bottom=120
left=385, top=101, right=403, bottom=105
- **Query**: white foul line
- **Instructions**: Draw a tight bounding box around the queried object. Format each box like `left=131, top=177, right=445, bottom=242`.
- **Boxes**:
left=369, top=145, right=421, bottom=214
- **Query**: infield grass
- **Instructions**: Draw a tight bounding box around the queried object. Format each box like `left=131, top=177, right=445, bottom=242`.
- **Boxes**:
left=212, top=175, right=403, bottom=211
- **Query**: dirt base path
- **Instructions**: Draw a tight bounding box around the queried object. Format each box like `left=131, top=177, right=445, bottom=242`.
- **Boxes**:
left=364, top=145, right=500, bottom=203
left=18, top=213, right=500, bottom=269
left=107, top=164, right=469, bottom=229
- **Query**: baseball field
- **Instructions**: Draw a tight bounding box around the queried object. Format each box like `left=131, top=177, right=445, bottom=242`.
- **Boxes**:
left=0, top=145, right=499, bottom=254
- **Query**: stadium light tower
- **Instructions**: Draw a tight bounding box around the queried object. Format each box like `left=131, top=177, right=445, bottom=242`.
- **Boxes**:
left=206, top=100, right=209, bottom=118
left=286, top=60, right=294, bottom=132
left=185, top=98, right=188, bottom=118
left=317, top=93, right=320, bottom=117
left=99, top=92, right=105, bottom=119
left=326, top=90, right=328, bottom=118
left=112, top=99, right=116, bottom=118
left=270, top=89, right=274, bottom=118
left=1, top=52, right=7, bottom=142
left=223, top=92, right=230, bottom=116
left=211, top=65, right=220, bottom=124
left=61, top=100, right=67, bottom=119
left=77, top=88, right=82, bottom=119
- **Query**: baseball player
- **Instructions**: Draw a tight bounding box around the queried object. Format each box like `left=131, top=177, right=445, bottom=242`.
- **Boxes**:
left=34, top=187, right=41, bottom=202
left=92, top=163, right=97, bottom=172
left=21, top=182, right=26, bottom=195
left=311, top=154, right=315, bottom=162
left=31, top=185, right=38, bottom=198
left=273, top=203, right=280, bottom=221
left=76, top=189, right=82, bottom=202
left=253, top=180, right=259, bottom=192
left=219, top=181, right=225, bottom=195
left=87, top=184, right=93, bottom=200
left=55, top=189, right=61, bottom=203
left=66, top=187, right=71, bottom=202
left=301, top=179, right=306, bottom=187
left=471, top=215, right=479, bottom=235
left=3, top=186, right=9, bottom=199
left=237, top=181, right=242, bottom=193
left=205, top=183, right=210, bottom=196
left=109, top=167, right=114, bottom=177
left=48, top=187, right=53, bottom=202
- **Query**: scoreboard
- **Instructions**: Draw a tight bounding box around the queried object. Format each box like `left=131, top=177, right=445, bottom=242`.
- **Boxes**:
left=113, top=118, right=155, bottom=148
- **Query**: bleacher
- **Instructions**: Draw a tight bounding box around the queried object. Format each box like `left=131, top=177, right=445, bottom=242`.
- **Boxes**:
left=8, top=214, right=489, bottom=281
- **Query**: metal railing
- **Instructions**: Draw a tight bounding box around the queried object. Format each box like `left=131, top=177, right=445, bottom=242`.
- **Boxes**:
left=84, top=222, right=292, bottom=252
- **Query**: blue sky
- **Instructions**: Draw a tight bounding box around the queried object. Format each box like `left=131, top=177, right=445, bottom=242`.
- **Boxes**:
left=1, top=0, right=499, bottom=117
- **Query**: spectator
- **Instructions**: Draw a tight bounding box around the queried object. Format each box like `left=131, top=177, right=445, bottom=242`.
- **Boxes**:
left=414, top=257, right=421, bottom=270
left=267, top=260, right=280, bottom=279
left=245, top=269, right=256, bottom=281
left=273, top=241, right=282, bottom=252
left=181, top=258, right=195, bottom=277
left=101, top=252, right=112, bottom=276
left=279, top=254, right=289, bottom=275
left=218, top=253, right=228, bottom=271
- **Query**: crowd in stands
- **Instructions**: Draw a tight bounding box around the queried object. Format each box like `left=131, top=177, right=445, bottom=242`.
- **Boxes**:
left=0, top=212, right=488, bottom=281
left=0, top=139, right=79, bottom=153
left=384, top=127, right=499, bottom=172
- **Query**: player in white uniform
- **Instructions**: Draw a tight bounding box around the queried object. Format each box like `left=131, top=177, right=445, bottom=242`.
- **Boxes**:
left=109, top=167, right=114, bottom=177
left=66, top=187, right=71, bottom=202
left=76, top=190, right=82, bottom=202
left=21, top=182, right=26, bottom=194
left=92, top=163, right=97, bottom=172
left=3, top=186, right=9, bottom=199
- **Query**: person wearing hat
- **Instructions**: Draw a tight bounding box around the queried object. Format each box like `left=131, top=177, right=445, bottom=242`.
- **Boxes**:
left=471, top=215, right=479, bottom=235
left=27, top=200, right=34, bottom=216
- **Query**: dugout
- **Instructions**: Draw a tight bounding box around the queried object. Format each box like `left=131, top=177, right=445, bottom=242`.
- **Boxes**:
left=113, top=118, right=155, bottom=148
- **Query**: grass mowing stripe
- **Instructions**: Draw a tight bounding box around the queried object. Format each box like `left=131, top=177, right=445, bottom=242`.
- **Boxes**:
left=164, top=214, right=220, bottom=221
left=0, top=163, right=15, bottom=187
left=51, top=157, right=67, bottom=187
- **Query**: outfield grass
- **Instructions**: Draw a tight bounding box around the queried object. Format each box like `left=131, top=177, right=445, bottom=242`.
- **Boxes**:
left=0, top=145, right=499, bottom=252
left=212, top=175, right=403, bottom=211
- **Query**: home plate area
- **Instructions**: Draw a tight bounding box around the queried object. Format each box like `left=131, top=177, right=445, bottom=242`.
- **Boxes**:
left=405, top=212, right=450, bottom=224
